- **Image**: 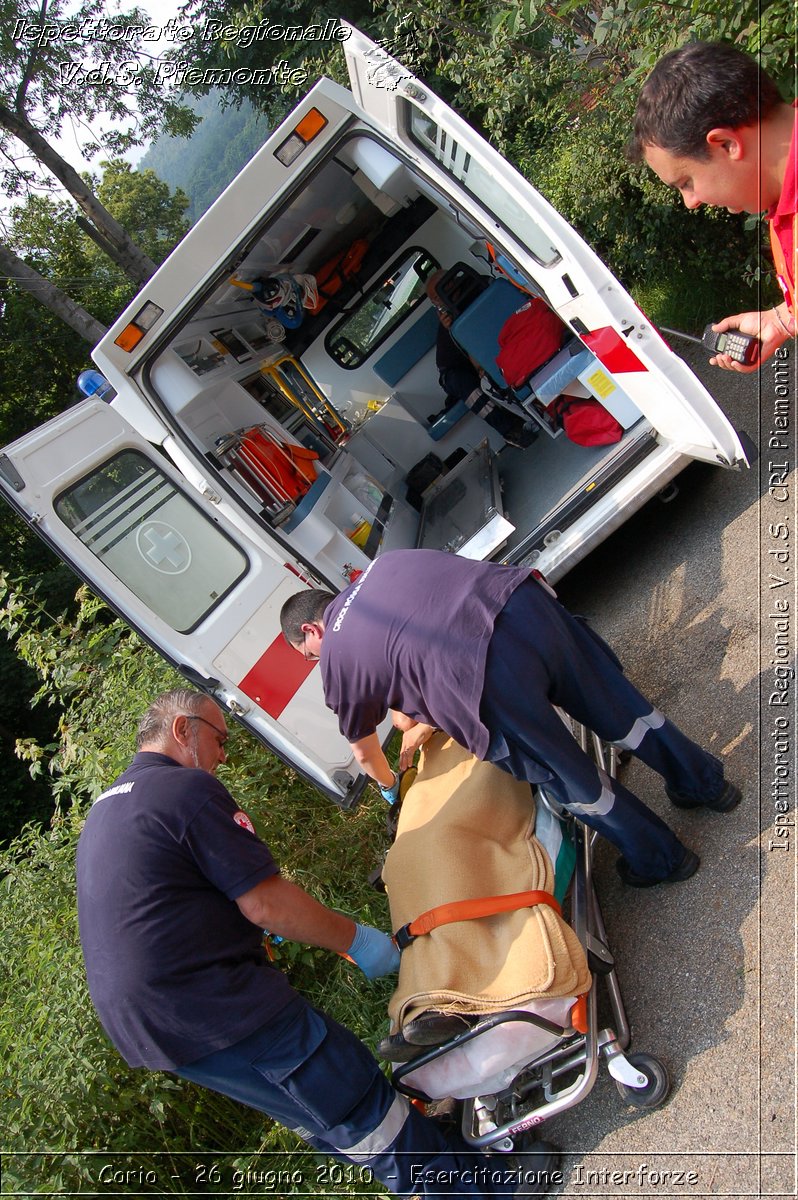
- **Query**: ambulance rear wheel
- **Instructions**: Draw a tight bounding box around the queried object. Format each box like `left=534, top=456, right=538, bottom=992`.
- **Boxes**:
left=615, top=1052, right=670, bottom=1109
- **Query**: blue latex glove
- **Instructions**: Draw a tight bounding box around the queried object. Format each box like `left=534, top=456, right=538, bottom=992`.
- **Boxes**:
left=347, top=923, right=400, bottom=979
left=379, top=772, right=401, bottom=805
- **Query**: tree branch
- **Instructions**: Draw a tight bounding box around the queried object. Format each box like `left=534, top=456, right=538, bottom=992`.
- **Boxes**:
left=15, top=0, right=51, bottom=116
left=0, top=100, right=156, bottom=285
left=0, top=240, right=107, bottom=345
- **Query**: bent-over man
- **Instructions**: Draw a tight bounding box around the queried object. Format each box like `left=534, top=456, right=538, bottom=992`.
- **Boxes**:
left=281, top=551, right=740, bottom=888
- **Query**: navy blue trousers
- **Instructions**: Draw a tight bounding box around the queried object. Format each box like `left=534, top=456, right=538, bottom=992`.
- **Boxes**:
left=481, top=578, right=724, bottom=880
left=176, top=994, right=527, bottom=1197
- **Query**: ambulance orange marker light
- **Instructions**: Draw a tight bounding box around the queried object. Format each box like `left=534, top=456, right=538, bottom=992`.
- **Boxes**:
left=295, top=108, right=328, bottom=141
left=113, top=324, right=145, bottom=352
left=275, top=109, right=328, bottom=165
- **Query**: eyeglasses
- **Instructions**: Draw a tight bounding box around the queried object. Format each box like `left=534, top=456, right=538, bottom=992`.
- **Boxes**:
left=186, top=714, right=228, bottom=746
left=302, top=628, right=320, bottom=662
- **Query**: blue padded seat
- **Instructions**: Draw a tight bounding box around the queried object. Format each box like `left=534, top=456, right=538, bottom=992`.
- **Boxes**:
left=427, top=399, right=469, bottom=441
left=449, top=278, right=532, bottom=394
left=374, top=307, right=440, bottom=387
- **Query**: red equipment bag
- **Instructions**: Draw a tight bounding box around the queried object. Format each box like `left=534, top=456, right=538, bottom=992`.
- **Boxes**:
left=495, top=298, right=565, bottom=387
left=551, top=396, right=623, bottom=446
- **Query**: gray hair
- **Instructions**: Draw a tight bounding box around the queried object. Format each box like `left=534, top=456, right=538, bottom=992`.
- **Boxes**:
left=135, top=689, right=217, bottom=749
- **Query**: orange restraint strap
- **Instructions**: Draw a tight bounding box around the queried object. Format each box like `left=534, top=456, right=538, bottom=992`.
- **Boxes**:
left=394, top=890, right=561, bottom=951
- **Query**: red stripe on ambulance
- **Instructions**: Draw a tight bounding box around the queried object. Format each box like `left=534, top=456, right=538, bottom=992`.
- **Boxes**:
left=238, top=634, right=316, bottom=718
left=583, top=327, right=648, bottom=373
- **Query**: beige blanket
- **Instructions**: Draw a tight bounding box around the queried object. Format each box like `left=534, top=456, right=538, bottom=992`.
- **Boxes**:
left=383, top=734, right=591, bottom=1032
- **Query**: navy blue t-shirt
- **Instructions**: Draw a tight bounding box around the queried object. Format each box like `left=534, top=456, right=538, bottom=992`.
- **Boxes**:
left=76, top=752, right=294, bottom=1070
left=320, top=550, right=530, bottom=757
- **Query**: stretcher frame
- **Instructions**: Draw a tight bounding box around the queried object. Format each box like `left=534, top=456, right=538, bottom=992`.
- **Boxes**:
left=391, top=726, right=670, bottom=1149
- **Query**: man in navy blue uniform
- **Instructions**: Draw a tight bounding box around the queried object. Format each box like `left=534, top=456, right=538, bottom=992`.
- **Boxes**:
left=281, top=551, right=740, bottom=888
left=77, top=688, right=547, bottom=1197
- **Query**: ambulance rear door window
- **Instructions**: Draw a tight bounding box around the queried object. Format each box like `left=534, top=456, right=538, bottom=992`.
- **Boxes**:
left=55, top=450, right=248, bottom=634
left=405, top=107, right=561, bottom=269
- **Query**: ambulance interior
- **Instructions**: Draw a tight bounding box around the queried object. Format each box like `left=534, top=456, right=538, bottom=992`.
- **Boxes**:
left=147, top=133, right=651, bottom=586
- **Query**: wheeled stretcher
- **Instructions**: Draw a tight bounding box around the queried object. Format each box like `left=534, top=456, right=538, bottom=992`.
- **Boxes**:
left=378, top=726, right=671, bottom=1156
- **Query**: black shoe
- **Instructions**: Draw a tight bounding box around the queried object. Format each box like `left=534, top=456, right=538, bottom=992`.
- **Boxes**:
left=667, top=780, right=741, bottom=812
left=510, top=1140, right=561, bottom=1196
left=403, top=1011, right=475, bottom=1044
left=616, top=847, right=700, bottom=888
left=376, top=1030, right=424, bottom=1062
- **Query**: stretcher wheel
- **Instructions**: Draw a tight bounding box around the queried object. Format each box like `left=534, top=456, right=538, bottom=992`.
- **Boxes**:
left=614, top=1052, right=670, bottom=1109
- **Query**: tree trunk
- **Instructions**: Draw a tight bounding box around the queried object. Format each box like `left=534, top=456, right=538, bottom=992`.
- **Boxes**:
left=0, top=101, right=157, bottom=286
left=0, top=242, right=107, bottom=345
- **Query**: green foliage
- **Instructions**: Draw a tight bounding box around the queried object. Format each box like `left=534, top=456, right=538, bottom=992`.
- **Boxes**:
left=0, top=579, right=178, bottom=806
left=2, top=159, right=190, bottom=336
left=94, top=161, right=190, bottom=266
left=0, top=160, right=190, bottom=471
left=0, top=0, right=198, bottom=195
left=370, top=0, right=790, bottom=329
left=172, top=0, right=375, bottom=110
left=0, top=582, right=393, bottom=1194
left=0, top=637, right=54, bottom=839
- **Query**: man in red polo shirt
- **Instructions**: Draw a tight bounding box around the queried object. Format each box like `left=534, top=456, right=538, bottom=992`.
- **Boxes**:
left=629, top=41, right=796, bottom=372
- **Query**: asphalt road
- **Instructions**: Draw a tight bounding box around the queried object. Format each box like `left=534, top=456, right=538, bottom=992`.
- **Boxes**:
left=540, top=341, right=796, bottom=1199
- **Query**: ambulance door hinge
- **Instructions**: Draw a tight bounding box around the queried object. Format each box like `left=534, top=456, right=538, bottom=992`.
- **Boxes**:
left=198, top=479, right=222, bottom=504
left=0, top=454, right=26, bottom=493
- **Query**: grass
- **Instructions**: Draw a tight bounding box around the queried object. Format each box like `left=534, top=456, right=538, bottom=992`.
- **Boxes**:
left=0, top=604, right=401, bottom=1196
left=631, top=266, right=773, bottom=338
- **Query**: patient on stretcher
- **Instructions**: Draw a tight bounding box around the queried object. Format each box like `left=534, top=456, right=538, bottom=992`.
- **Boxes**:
left=377, top=721, right=591, bottom=1092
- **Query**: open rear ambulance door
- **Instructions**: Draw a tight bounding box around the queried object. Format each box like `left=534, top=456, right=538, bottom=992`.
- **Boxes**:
left=0, top=398, right=368, bottom=806
left=342, top=26, right=748, bottom=471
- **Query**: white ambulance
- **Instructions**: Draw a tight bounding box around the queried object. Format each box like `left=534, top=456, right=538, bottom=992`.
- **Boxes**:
left=0, top=27, right=748, bottom=805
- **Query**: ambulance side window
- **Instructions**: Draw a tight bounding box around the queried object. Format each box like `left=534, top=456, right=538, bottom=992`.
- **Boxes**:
left=55, top=450, right=248, bottom=634
left=404, top=107, right=561, bottom=269
left=326, top=246, right=439, bottom=369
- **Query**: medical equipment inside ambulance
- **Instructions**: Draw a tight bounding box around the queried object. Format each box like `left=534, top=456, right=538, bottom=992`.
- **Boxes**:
left=0, top=25, right=749, bottom=805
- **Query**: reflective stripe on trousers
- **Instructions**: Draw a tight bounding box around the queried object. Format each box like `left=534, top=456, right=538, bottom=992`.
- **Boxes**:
left=481, top=578, right=723, bottom=879
left=176, top=993, right=522, bottom=1196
